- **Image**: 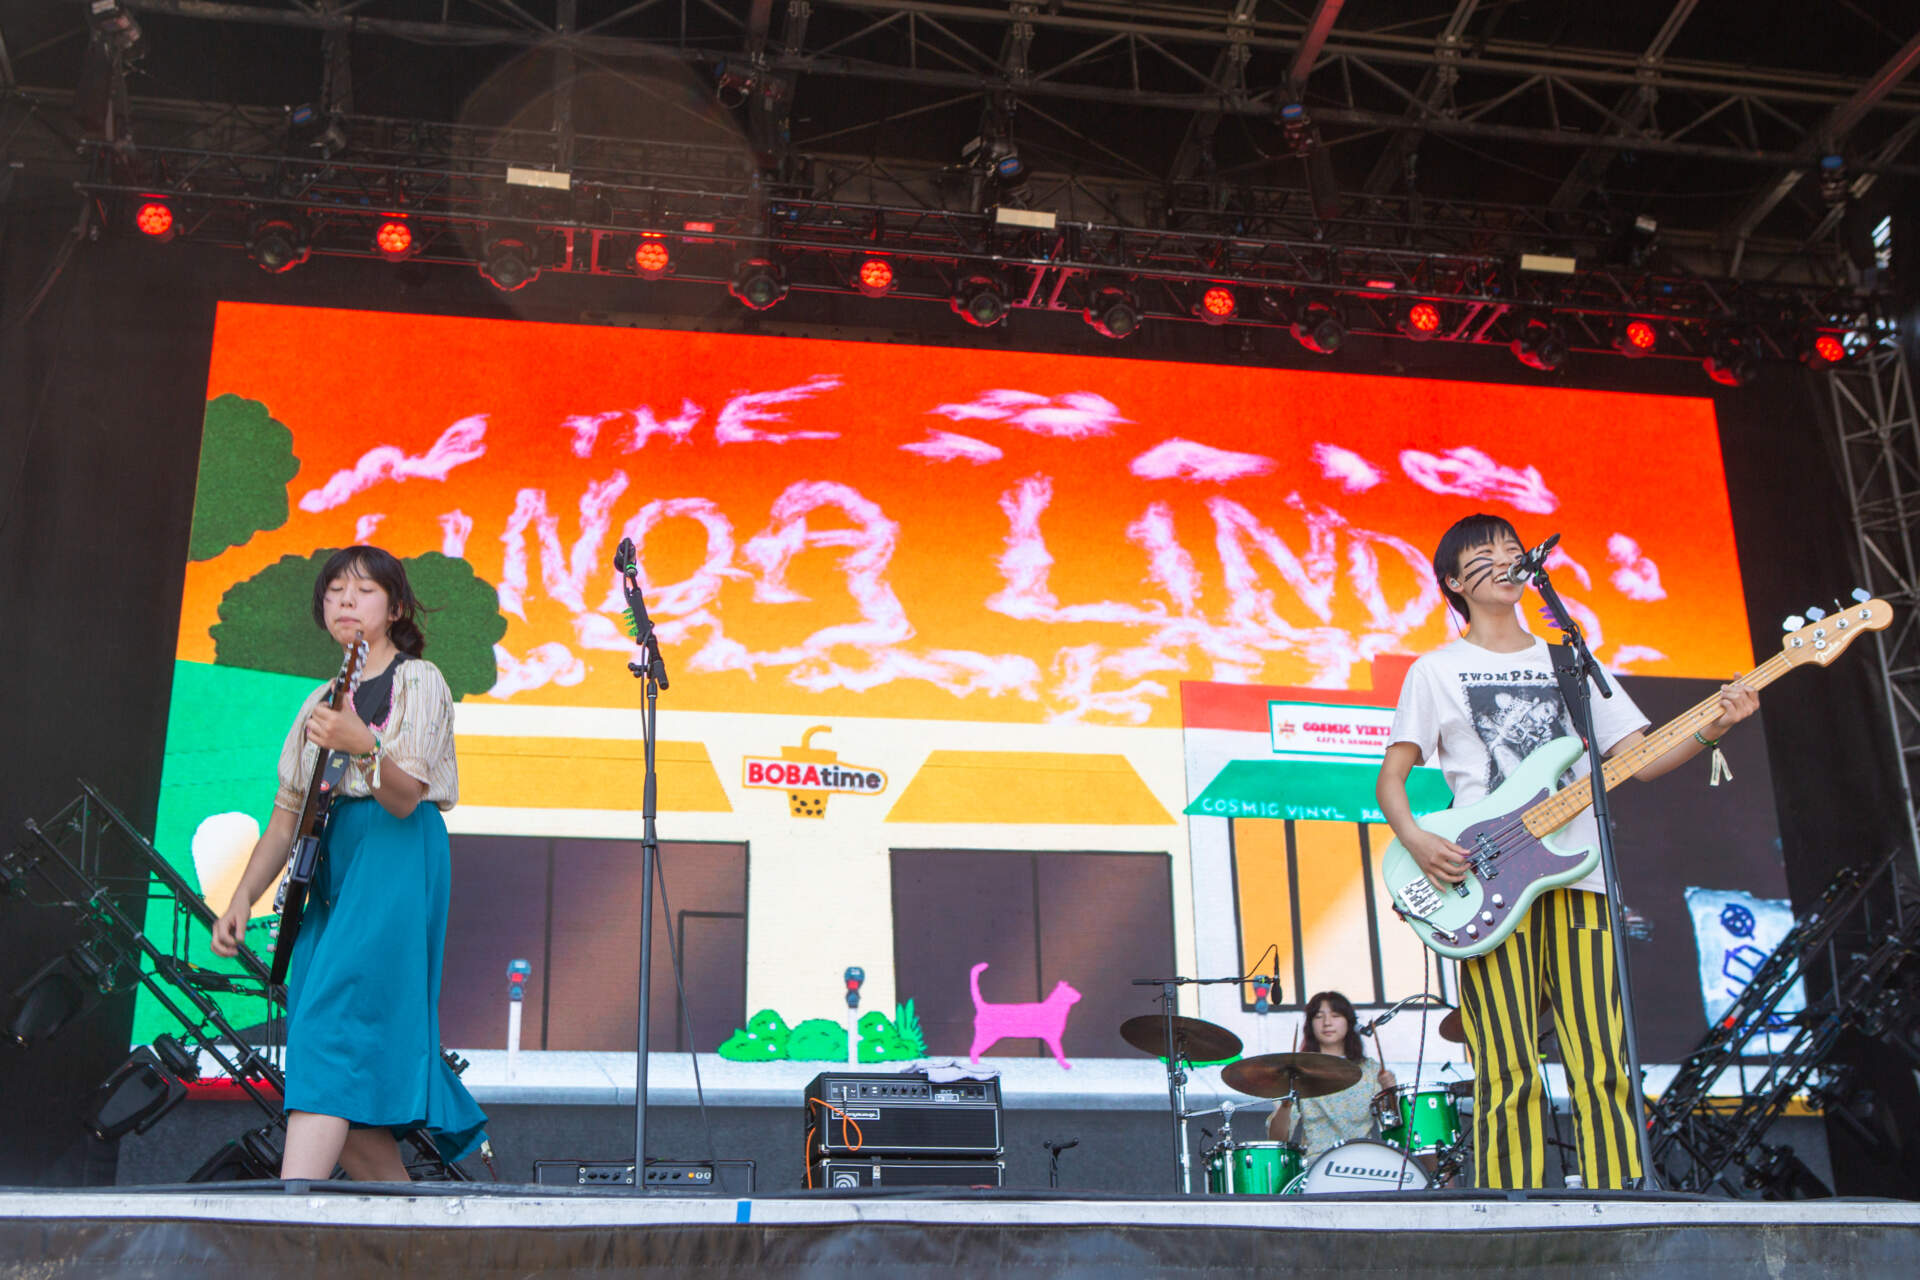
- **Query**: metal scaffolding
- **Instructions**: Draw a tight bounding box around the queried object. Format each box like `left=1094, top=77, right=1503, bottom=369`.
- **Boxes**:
left=1833, top=329, right=1920, bottom=863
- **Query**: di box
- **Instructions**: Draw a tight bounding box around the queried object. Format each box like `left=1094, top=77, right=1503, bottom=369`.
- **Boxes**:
left=804, top=1071, right=1002, bottom=1158
left=532, top=1158, right=756, bottom=1194
left=812, top=1158, right=1005, bottom=1190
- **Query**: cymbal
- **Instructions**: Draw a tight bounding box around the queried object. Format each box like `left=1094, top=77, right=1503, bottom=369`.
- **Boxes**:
left=1221, top=1051, right=1363, bottom=1100
left=1438, top=1004, right=1553, bottom=1045
left=1118, top=1014, right=1243, bottom=1063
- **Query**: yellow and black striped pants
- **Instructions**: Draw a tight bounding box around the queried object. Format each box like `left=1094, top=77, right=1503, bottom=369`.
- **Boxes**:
left=1457, top=887, right=1642, bottom=1189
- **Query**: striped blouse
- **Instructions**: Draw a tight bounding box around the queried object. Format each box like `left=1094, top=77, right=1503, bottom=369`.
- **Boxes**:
left=273, top=656, right=460, bottom=813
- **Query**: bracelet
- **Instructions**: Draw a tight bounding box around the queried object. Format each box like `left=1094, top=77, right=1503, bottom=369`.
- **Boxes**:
left=1693, top=729, right=1721, bottom=749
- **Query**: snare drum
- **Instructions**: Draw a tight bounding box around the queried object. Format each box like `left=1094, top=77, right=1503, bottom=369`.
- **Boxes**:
left=1372, top=1084, right=1462, bottom=1155
left=1288, top=1138, right=1430, bottom=1194
left=1204, top=1140, right=1305, bottom=1195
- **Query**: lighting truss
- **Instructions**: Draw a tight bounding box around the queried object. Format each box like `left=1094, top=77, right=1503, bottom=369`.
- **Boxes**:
left=1834, top=334, right=1920, bottom=864
left=2, top=781, right=470, bottom=1179
left=1646, top=849, right=1917, bottom=1196
left=72, top=124, right=1868, bottom=362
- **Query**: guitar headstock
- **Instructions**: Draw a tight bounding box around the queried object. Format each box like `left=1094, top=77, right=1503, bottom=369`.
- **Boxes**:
left=337, top=634, right=371, bottom=694
left=1779, top=594, right=1890, bottom=666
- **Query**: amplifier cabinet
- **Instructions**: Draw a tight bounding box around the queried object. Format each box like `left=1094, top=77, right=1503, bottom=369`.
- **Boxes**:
left=805, top=1071, right=1003, bottom=1158
left=811, top=1158, right=1005, bottom=1190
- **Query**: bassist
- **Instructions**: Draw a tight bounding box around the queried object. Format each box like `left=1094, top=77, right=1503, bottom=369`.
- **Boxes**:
left=1375, top=513, right=1757, bottom=1190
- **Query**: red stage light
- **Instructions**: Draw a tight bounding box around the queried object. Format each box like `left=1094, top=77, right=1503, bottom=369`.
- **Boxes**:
left=1625, top=320, right=1656, bottom=351
left=1408, top=302, right=1440, bottom=333
left=634, top=237, right=671, bottom=278
left=857, top=257, right=894, bottom=297
left=1812, top=333, right=1846, bottom=364
left=375, top=220, right=412, bottom=260
left=135, top=201, right=174, bottom=239
left=1199, top=285, right=1236, bottom=323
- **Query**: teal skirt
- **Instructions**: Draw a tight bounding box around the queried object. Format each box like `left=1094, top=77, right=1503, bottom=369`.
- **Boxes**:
left=283, top=796, right=488, bottom=1164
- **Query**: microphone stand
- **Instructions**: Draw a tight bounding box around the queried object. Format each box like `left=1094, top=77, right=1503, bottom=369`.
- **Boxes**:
left=617, top=544, right=671, bottom=1179
left=1518, top=559, right=1661, bottom=1190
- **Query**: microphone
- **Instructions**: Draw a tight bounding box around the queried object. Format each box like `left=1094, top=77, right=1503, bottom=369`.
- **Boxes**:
left=1270, top=950, right=1282, bottom=1008
left=1499, top=533, right=1561, bottom=585
left=614, top=537, right=669, bottom=689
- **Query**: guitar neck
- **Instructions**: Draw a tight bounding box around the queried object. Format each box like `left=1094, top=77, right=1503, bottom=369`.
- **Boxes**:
left=1520, top=650, right=1792, bottom=838
left=294, top=677, right=354, bottom=836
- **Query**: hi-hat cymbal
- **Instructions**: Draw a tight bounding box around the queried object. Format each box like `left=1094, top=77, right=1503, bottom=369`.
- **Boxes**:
left=1438, top=1004, right=1553, bottom=1045
left=1221, top=1051, right=1363, bottom=1099
left=1118, top=1014, right=1243, bottom=1063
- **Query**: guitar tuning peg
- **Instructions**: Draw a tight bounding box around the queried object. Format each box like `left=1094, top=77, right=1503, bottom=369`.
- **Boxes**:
left=1782, top=615, right=1806, bottom=632
left=1805, top=606, right=1828, bottom=622
left=1852, top=588, right=1872, bottom=604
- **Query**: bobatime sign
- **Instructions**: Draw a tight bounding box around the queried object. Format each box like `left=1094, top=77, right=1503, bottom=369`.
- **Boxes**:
left=742, top=726, right=889, bottom=818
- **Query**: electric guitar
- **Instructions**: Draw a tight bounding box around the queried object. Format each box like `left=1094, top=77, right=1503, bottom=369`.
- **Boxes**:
left=268, top=635, right=369, bottom=987
left=1380, top=597, right=1891, bottom=961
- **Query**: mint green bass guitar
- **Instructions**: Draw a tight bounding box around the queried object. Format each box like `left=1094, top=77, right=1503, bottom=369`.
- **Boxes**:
left=1379, top=599, right=1889, bottom=961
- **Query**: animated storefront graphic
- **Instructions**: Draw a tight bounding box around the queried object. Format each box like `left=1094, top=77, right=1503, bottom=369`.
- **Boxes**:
left=742, top=726, right=889, bottom=818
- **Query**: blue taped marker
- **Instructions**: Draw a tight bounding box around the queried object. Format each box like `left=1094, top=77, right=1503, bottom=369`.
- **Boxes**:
left=735, top=1200, right=751, bottom=1224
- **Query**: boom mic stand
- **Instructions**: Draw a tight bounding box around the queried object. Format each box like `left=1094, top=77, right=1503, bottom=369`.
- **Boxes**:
left=1516, top=555, right=1662, bottom=1190
left=615, top=538, right=671, bottom=1177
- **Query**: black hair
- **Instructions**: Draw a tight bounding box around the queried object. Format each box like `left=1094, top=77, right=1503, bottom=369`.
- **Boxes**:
left=1433, top=512, right=1523, bottom=623
left=311, top=545, right=427, bottom=657
left=1300, top=990, right=1366, bottom=1062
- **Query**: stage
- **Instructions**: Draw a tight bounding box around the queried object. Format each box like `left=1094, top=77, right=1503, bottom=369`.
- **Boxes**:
left=1, top=1184, right=1915, bottom=1278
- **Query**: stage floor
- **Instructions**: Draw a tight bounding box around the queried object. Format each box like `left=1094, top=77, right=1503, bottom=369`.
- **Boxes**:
left=3, top=1185, right=1917, bottom=1278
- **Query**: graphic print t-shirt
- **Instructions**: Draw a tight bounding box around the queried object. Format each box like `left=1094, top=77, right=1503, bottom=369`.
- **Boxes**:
left=1388, top=634, right=1649, bottom=896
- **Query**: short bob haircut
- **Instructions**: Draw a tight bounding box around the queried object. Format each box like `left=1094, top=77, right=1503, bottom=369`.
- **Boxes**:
left=1433, top=513, right=1523, bottom=623
left=310, top=545, right=427, bottom=657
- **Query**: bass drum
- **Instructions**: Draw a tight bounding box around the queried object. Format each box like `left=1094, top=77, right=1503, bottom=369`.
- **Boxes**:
left=1285, top=1139, right=1430, bottom=1194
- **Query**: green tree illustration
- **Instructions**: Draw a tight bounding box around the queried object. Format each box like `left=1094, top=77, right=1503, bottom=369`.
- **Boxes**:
left=211, top=549, right=508, bottom=700
left=188, top=395, right=301, bottom=561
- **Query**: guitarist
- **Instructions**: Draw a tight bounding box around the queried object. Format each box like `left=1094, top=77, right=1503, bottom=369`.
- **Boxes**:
left=1375, top=513, right=1757, bottom=1190
left=210, top=546, right=487, bottom=1181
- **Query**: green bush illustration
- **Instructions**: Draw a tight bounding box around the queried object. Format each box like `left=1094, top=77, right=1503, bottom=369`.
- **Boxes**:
left=189, top=395, right=301, bottom=561
left=787, top=1018, right=851, bottom=1062
left=717, top=1002, right=929, bottom=1064
left=210, top=549, right=507, bottom=699
left=718, top=1009, right=791, bottom=1062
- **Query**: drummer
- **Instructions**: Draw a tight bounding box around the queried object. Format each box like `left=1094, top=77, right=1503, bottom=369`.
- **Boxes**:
left=1265, top=991, right=1396, bottom=1160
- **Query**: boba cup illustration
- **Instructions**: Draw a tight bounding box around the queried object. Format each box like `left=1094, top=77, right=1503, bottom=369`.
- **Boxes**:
left=783, top=726, right=838, bottom=818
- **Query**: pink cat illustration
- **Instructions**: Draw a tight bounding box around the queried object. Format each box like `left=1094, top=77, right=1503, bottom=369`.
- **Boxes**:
left=968, top=962, right=1082, bottom=1070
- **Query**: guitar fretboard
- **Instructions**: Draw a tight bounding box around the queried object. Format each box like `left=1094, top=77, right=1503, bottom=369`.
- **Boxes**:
left=1518, top=650, right=1795, bottom=839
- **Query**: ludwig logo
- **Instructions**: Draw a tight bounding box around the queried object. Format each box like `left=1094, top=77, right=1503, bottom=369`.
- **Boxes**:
left=743, top=726, right=888, bottom=819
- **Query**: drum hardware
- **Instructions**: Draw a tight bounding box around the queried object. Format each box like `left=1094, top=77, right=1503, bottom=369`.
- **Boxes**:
left=1219, top=1052, right=1362, bottom=1100
left=1120, top=990, right=1246, bottom=1195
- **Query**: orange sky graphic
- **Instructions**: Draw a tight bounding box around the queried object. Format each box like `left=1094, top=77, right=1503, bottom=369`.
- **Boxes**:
left=179, top=302, right=1753, bottom=726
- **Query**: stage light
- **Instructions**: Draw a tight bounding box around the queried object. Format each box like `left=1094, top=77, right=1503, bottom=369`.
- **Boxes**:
left=1705, top=327, right=1760, bottom=387
left=952, top=274, right=1010, bottom=328
left=1400, top=300, right=1443, bottom=340
left=1085, top=285, right=1141, bottom=340
left=134, top=199, right=175, bottom=243
left=633, top=235, right=672, bottom=280
left=374, top=218, right=413, bottom=262
left=83, top=1046, right=189, bottom=1141
left=1510, top=314, right=1569, bottom=372
left=188, top=1124, right=284, bottom=1183
left=6, top=946, right=109, bottom=1046
left=1614, top=318, right=1658, bottom=358
left=245, top=217, right=310, bottom=274
left=1290, top=300, right=1345, bottom=355
left=856, top=257, right=894, bottom=298
left=480, top=234, right=541, bottom=292
left=1198, top=284, right=1236, bottom=325
left=1804, top=331, right=1847, bottom=365
left=729, top=258, right=788, bottom=310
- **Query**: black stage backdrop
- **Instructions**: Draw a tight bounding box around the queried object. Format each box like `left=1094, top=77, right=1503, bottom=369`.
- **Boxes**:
left=1, top=166, right=1913, bottom=1191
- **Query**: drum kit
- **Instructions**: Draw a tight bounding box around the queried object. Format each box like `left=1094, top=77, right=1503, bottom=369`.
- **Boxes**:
left=1119, top=998, right=1474, bottom=1196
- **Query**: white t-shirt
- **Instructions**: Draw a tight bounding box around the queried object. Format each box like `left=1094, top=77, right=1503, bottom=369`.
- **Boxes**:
left=1388, top=634, right=1649, bottom=895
